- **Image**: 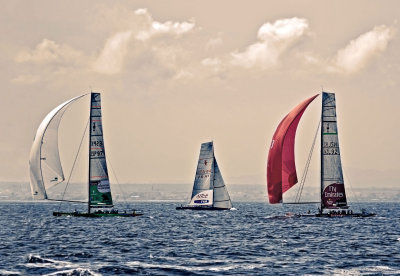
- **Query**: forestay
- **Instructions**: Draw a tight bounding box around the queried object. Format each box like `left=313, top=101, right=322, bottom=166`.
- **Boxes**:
left=88, top=93, right=113, bottom=208
left=321, top=92, right=347, bottom=209
left=29, top=94, right=86, bottom=199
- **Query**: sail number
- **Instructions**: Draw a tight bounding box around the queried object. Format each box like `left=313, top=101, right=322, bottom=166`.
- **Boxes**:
left=91, top=141, right=103, bottom=147
left=323, top=142, right=338, bottom=148
left=323, top=142, right=339, bottom=155
left=323, top=148, right=339, bottom=155
left=91, top=150, right=104, bottom=157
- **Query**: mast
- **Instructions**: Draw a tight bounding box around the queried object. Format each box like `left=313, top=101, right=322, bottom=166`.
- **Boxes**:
left=88, top=92, right=93, bottom=214
left=320, top=92, right=323, bottom=214
left=211, top=142, right=215, bottom=207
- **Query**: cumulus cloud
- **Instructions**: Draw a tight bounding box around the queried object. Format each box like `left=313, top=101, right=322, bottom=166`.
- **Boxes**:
left=93, top=31, right=133, bottom=75
left=330, top=25, right=395, bottom=74
left=135, top=9, right=195, bottom=41
left=91, top=8, right=196, bottom=76
left=14, top=7, right=198, bottom=80
left=15, top=39, right=84, bottom=66
left=136, top=19, right=195, bottom=41
left=231, top=17, right=309, bottom=69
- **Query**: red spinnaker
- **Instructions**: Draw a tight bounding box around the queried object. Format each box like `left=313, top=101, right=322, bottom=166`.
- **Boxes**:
left=267, top=94, right=319, bottom=204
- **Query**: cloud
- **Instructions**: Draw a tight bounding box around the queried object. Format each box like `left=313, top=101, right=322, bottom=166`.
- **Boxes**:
left=93, top=31, right=132, bottom=75
left=135, top=9, right=195, bottom=41
left=91, top=8, right=196, bottom=76
left=330, top=25, right=395, bottom=74
left=205, top=35, right=223, bottom=50
left=230, top=17, right=309, bottom=69
left=15, top=39, right=84, bottom=67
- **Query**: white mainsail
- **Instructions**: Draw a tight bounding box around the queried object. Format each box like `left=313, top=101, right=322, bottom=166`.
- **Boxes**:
left=189, top=142, right=214, bottom=206
left=88, top=93, right=113, bottom=208
left=29, top=94, right=86, bottom=199
left=321, top=92, right=347, bottom=209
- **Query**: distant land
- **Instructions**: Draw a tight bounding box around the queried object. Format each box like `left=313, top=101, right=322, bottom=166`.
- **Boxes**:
left=0, top=182, right=400, bottom=203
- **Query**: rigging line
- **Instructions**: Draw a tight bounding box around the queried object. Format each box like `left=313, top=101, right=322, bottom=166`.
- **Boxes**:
left=342, top=166, right=360, bottom=208
left=107, top=154, right=129, bottom=210
left=57, top=118, right=90, bottom=212
left=295, top=119, right=317, bottom=202
left=295, top=119, right=321, bottom=203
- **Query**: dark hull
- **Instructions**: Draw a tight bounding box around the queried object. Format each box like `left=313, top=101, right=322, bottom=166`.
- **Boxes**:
left=315, top=213, right=376, bottom=218
left=53, top=211, right=143, bottom=217
left=275, top=212, right=376, bottom=218
left=176, top=206, right=230, bottom=211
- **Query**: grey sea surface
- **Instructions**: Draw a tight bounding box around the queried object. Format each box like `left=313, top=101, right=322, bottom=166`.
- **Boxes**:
left=0, top=201, right=399, bottom=275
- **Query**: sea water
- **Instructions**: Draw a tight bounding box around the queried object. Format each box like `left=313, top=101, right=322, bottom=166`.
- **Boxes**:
left=0, top=201, right=399, bottom=275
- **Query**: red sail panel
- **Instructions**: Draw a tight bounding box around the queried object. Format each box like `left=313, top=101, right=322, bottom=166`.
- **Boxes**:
left=267, top=94, right=319, bottom=204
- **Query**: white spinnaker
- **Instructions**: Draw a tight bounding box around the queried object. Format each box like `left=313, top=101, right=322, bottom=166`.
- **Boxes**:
left=212, top=158, right=232, bottom=209
left=29, top=94, right=86, bottom=199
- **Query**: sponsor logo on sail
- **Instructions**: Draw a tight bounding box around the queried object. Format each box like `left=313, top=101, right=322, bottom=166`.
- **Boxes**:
left=194, top=200, right=209, bottom=204
left=196, top=193, right=209, bottom=199
left=322, top=183, right=347, bottom=208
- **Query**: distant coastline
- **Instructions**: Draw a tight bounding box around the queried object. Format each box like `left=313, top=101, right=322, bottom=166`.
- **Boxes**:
left=1, top=182, right=399, bottom=202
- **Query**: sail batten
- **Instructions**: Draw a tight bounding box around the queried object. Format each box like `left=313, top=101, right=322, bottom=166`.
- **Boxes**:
left=29, top=94, right=86, bottom=199
left=267, top=94, right=319, bottom=204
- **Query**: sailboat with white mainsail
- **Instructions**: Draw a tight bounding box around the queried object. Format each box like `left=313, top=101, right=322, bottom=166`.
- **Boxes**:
left=176, top=141, right=233, bottom=210
left=29, top=92, right=142, bottom=217
left=267, top=91, right=375, bottom=217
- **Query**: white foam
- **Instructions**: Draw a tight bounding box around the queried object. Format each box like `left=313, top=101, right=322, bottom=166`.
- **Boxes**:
left=330, top=265, right=400, bottom=276
left=0, top=270, right=20, bottom=275
left=126, top=260, right=266, bottom=272
left=25, top=254, right=100, bottom=276
left=43, top=268, right=101, bottom=276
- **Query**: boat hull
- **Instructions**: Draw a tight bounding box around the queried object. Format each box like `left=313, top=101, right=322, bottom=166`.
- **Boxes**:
left=276, top=212, right=376, bottom=218
left=315, top=213, right=376, bottom=218
left=53, top=211, right=143, bottom=217
left=176, top=206, right=230, bottom=211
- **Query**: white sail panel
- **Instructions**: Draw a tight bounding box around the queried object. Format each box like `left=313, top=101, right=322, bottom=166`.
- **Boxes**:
left=212, top=158, right=232, bottom=209
left=29, top=94, right=86, bottom=199
left=191, top=142, right=214, bottom=199
left=188, top=190, right=213, bottom=206
left=321, top=92, right=347, bottom=209
left=89, top=93, right=113, bottom=207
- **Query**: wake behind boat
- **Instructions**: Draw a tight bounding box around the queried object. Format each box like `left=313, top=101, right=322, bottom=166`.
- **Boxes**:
left=267, top=91, right=375, bottom=218
left=176, top=141, right=233, bottom=211
left=29, top=92, right=142, bottom=217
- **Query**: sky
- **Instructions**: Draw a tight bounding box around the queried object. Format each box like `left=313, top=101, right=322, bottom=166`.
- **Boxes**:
left=1, top=1, right=399, bottom=190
